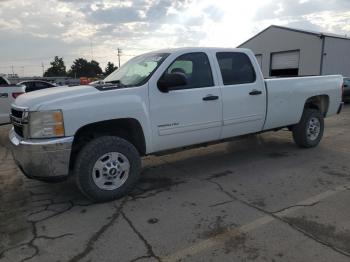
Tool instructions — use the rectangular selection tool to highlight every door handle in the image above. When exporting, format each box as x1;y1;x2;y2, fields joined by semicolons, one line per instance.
0;93;8;98
203;95;219;101
249;90;262;95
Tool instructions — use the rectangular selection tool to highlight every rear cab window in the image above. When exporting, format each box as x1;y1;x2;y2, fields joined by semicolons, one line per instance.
216;52;256;85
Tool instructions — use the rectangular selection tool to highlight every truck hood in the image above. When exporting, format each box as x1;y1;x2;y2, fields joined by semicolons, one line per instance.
13;85;97;110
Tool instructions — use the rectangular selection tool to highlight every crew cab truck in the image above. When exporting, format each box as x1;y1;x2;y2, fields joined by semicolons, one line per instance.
0;76;25;124
9;48;343;202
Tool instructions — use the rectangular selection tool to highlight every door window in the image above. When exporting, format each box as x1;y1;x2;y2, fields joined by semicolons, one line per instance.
35;82;50;90
216;52;256;85
162;52;214;89
24;82;36;92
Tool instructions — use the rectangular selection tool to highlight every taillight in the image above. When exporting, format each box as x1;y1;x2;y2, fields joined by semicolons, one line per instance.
12;92;24;99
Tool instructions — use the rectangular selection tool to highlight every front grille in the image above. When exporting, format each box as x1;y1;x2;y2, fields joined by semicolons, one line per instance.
10;107;27;138
11;108;23;119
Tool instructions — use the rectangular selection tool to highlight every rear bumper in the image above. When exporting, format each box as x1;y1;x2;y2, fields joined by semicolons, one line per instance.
9;128;73;179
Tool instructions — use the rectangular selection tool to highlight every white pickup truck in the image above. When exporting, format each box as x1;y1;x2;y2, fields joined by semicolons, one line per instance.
9;48;343;202
0;76;25;125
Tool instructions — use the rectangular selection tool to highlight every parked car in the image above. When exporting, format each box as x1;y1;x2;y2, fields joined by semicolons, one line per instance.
0;76;25;125
9;47;343;202
17;80;57;92
343;77;350;103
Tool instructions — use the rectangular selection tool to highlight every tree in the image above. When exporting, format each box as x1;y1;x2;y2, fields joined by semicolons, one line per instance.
68;58;103;78
104;62;118;76
44;56;66;77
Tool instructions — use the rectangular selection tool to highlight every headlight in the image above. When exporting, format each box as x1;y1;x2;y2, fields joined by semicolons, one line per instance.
29;110;65;138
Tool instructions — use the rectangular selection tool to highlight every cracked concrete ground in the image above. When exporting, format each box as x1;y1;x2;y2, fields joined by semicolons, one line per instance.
1;105;350;262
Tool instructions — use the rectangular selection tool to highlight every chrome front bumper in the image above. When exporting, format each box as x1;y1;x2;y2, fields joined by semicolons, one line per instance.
9;128;74;178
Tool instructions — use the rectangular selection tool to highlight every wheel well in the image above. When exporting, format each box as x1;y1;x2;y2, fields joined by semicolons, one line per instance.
69;118;146;170
304;95;329;116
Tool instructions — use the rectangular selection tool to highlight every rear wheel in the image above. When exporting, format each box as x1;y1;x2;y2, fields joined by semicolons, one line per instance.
292;109;324;148
74;136;141;202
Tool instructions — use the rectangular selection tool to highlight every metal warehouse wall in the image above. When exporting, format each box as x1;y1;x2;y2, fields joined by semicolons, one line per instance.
322;37;350;77
240;27;323;77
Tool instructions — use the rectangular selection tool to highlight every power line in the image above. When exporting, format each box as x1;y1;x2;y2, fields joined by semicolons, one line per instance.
0;50;148;63
90;40;94;60
0;51;146;75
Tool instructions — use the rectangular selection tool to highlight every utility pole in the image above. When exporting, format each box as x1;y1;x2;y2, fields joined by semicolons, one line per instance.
117;48;122;68
41;62;45;76
11;65;14;75
90;40;94;60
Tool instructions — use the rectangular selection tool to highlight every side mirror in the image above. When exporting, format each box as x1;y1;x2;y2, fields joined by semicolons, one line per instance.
158;73;187;92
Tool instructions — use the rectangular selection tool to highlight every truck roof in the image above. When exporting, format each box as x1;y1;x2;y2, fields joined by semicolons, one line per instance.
146;47;251;55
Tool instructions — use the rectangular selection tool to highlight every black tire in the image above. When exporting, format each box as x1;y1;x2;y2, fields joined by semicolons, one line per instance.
74;136;141;202
292;109;324;148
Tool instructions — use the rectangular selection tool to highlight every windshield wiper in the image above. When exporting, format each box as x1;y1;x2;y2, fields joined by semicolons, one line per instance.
105;80;126;87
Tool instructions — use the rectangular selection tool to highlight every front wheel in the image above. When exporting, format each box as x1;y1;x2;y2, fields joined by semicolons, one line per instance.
292;109;324;148
74;136;141;202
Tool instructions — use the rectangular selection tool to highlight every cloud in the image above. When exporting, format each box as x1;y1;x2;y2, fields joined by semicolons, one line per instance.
86;6;142;24
253;0;350;38
255;0;350;20
204;5;224;22
1;0;349;76
285;20;323;32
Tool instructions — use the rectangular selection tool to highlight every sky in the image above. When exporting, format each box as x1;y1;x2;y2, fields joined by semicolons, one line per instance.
1;0;350;76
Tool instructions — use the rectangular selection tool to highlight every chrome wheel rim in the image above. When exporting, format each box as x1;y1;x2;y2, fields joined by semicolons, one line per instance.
92;152;130;190
307;117;321;141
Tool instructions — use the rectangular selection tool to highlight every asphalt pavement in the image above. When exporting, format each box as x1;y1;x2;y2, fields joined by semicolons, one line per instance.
1;105;350;262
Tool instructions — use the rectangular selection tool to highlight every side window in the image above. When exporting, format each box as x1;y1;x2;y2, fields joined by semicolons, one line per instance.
168;60;193;75
216;52;256;85
25;82;35;92
164;52;214;89
35;82;47;89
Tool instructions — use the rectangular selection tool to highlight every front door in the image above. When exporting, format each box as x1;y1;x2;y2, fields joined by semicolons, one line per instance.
149;52;222;152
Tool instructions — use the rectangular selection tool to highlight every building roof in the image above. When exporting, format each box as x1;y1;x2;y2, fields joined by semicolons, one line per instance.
239;25;350;47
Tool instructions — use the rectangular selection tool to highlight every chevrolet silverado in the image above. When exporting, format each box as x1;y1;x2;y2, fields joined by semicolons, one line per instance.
9;48;344;202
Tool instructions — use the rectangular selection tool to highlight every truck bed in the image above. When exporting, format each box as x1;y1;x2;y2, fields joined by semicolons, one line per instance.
263;75;343;130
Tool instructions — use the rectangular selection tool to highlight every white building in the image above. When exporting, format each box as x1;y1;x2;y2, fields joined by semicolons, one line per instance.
239;25;350;78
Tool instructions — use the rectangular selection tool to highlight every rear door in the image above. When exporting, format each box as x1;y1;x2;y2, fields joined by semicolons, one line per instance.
149;52;222;152
215;51;266;139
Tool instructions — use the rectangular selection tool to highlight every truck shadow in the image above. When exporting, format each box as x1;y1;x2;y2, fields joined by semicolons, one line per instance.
0;131;313;206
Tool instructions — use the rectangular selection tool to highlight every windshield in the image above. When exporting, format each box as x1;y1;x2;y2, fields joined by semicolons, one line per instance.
104;53;169;87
